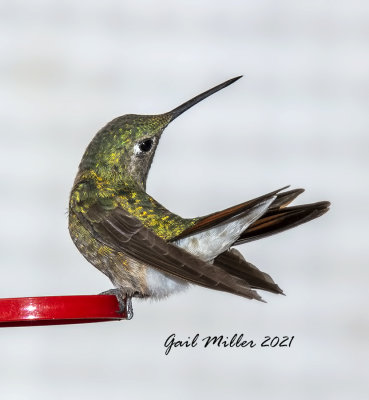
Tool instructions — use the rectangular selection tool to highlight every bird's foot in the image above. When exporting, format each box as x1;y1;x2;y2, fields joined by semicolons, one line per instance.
99;289;134;320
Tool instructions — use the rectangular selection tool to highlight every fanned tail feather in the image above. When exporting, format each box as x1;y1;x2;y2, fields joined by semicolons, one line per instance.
168;187;329;300
236;200;330;245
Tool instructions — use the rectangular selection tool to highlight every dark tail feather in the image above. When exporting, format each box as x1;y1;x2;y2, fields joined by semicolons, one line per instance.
269;188;305;210
172;186;289;241
235;201;330;245
214;248;284;296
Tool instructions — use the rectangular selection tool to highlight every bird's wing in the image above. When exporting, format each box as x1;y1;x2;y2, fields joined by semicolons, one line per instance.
236;200;330;244
73;200;267;301
213;248;283;295
171;186;289;241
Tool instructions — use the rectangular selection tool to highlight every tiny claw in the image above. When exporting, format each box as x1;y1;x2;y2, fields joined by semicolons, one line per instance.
125;297;134;320
99;289;134;320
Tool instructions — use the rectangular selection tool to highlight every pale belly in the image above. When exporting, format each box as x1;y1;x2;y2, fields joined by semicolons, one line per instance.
145;267;189;299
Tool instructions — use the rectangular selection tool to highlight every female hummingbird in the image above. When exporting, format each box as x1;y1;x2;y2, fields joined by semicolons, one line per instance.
68;76;330;318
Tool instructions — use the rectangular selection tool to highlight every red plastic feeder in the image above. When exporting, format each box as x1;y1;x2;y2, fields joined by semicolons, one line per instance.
0;295;128;327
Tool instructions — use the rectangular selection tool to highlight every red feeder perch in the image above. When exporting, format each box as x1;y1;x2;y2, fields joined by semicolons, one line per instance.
0;295;128;327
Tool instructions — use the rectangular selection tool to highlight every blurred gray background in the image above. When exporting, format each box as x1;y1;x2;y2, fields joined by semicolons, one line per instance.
0;1;368;399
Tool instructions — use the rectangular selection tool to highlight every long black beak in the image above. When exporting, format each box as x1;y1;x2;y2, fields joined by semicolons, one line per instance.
168;76;242;121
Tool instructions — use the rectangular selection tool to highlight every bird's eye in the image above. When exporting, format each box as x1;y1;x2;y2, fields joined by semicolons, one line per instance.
138;139;153;152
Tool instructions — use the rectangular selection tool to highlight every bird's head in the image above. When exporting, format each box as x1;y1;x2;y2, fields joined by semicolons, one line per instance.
78;76;242;190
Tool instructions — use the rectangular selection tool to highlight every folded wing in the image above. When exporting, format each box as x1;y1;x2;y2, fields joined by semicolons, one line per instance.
72;201;273;301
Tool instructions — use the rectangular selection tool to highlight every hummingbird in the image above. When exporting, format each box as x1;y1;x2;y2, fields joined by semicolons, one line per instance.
69;76;330;319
